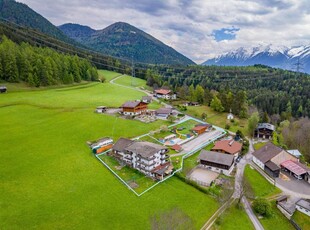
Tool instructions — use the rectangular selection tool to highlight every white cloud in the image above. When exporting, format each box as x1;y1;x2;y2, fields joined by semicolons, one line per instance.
17;0;310;63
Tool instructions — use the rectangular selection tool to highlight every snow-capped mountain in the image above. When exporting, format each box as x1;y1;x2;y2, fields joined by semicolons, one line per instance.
203;44;310;73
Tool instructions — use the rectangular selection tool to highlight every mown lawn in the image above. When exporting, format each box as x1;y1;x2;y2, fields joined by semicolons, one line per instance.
186;106;248;134
244;165;281;198
212;202;254;230
292;210;310;230
259;203;294;230
0;74;220;229
253;142;268;150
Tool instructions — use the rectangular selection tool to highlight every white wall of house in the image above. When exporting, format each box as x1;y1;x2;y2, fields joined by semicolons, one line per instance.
123;111;142;116
253;156;265;170
200;164;234;176
296;205;310;217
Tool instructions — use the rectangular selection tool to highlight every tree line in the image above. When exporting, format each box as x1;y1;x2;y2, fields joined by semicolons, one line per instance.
0;36;98;86
145;65;310;119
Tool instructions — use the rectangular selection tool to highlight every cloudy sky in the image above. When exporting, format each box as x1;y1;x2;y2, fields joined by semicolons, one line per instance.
18;0;310;63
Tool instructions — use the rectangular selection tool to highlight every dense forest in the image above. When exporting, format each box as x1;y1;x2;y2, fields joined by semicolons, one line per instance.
0;36;98;86
144;65;310;119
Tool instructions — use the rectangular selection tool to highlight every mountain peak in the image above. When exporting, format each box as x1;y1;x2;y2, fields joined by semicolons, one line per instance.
203;44;310;73
60;21;195;65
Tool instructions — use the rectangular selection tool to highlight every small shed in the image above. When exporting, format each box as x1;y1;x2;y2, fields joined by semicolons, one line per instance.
0;86;7;93
95;106;107;113
192;125;207;135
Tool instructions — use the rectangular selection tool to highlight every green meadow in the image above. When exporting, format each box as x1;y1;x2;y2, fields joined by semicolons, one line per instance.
0;70;219;229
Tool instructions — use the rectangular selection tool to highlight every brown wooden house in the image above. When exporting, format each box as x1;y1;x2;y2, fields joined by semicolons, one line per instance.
121;101;148;116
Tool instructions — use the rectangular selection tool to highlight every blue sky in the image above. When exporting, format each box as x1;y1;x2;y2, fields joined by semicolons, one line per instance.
18;0;310;63
213;28;240;42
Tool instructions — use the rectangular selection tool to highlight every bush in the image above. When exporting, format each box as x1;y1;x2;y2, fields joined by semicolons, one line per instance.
225;124;230;130
253;198;273;217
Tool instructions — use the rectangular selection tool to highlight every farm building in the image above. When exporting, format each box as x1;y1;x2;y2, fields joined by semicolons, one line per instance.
121;101;148;116
141;96;152;103
211;139;242;158
184;101;199;106
95;106;107;113
287;149;302;158
0;86;7;93
198;150;235;176
296;199;310;217
252;142;297;178
112;138;173;180
254;123;275;139
155;108;173;119
154;89;176;100
281;160;310;181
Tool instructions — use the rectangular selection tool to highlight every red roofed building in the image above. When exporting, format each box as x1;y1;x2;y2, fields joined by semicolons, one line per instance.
212;140;242;157
171;144;182;152
192;125;208;135
281;160;310;181
154;89;176;100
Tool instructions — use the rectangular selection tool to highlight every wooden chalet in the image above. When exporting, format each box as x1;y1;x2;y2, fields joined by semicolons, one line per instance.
121;101;148;116
254;123;275;139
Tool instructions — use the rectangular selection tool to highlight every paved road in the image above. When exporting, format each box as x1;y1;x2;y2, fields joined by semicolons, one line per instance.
243;197;264;230
233;139;265;230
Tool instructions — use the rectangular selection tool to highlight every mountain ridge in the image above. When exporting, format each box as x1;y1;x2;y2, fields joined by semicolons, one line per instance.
203;44;310;73
59;22;195;65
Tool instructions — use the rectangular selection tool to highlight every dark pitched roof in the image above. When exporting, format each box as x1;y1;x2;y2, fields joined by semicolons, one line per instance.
265;161;280;171
155;108;172;114
296;199;310;211
142;96;152;100
121;101;141;108
252;142;283;164
199;150;234;167
257;123;275;131
125;142;167;159
112;138;134;152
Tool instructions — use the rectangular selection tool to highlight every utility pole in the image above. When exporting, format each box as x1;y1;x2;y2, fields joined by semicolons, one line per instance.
294;57;303;74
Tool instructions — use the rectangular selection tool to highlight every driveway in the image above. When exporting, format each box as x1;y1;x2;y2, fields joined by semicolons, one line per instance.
170;130;224;157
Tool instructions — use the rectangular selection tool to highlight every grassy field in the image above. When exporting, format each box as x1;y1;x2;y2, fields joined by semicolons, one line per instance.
212;202;254;230
113;75;147;88
98;69;121;81
292;210;310;230
244;165;281;198
253;142;268;150
185;106;248;134
259;203;294;230
0;72;220;229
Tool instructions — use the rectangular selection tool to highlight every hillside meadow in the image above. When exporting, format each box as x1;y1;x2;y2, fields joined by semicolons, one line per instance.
0;70;219;229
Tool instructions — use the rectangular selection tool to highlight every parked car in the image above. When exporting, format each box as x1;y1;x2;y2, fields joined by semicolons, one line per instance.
235;156;242;163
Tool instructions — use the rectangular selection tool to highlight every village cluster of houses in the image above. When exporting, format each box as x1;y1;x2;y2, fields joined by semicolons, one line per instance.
252;142;310;184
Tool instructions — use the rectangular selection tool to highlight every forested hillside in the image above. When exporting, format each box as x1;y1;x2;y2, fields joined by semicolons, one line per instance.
59;22;195;65
144;65;310;119
0;0;79;46
0;36;98;86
